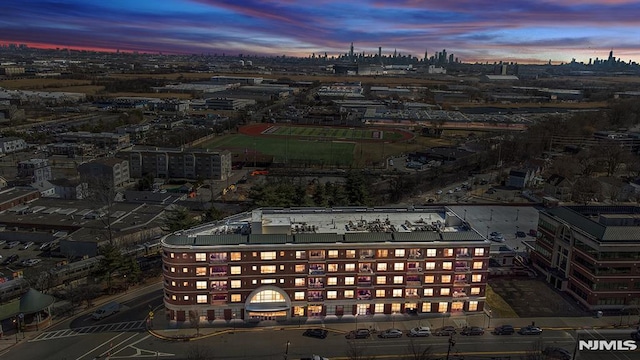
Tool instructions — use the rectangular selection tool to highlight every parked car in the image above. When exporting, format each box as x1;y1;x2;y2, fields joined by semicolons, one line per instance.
490;231;500;237
516;231;527;238
6;241;20;249
518;326;543;335
408;326;431;337
542;347;571;360
4;254;19;264
492;325;515;335
461;326;485;336
303;328;328;339
22;241;35;250
345;329;370;339
21;258;41;267
378;328;403;338
490;234;505;242
433;326;457;336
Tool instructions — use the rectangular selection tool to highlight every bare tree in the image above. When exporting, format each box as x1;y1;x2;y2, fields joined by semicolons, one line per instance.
189;310;201;336
404;338;436;360
186;344;215;360
345;341;375;360
595;140;629;176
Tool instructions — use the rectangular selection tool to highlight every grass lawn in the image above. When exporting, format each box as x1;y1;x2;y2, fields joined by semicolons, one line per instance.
201;134;356;165
485;284;519;318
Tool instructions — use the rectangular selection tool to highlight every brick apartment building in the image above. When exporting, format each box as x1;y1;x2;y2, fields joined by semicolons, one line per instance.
162;207;490;325
531;205;640;311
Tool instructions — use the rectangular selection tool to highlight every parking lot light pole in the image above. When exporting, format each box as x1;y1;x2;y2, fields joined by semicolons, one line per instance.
284;340;290;360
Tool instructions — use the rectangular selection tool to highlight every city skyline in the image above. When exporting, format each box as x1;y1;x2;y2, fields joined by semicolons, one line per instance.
2;1;640;64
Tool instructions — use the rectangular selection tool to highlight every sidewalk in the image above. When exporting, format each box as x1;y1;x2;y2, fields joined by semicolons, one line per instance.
146;306;639;342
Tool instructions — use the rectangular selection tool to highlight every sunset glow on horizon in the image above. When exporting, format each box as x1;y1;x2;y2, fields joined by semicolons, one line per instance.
2;0;640;64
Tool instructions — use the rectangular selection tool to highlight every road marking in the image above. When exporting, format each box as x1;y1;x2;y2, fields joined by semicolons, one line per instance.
97;332;140;358
29;320;145;342
75;332;126;360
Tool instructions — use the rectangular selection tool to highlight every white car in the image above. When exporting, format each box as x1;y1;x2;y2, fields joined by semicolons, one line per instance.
22;241;35;250
22;258;41;267
435;190;443;195
408;326;431;337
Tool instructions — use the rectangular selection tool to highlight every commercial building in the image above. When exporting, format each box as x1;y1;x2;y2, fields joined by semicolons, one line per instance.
162;207;490;325
118;147;231;181
17;159;52;185
77;157;130;189
0;137;27;154
57;132;130;150
531;205;640;311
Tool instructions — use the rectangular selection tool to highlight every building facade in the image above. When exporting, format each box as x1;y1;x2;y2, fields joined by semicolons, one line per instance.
0;137;27;154
119;147;232;181
531;206;640;311
77;158;130;189
17;159;52;184
162;207;490;325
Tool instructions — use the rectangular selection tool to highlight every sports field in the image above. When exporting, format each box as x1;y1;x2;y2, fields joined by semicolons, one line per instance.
263;125;403;141
201;134;357;166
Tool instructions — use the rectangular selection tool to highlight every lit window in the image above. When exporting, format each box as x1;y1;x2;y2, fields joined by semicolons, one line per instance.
261;279;276;284
375;289;386;297
442;262;452;270
344;290;354;299
394;263;404;271
261;265;276;274
376;249;388;257
444;248;454;257
183;295;189;301
346;250;356;258
391;303;401;312
425;262;436;270
230;252;241;261
309;250;325;259
295;264;306;273
197;295;207;304
345;277;355;285
230;280;241;288
261;251;277;260
393;276;404;284
327;264;338;272
376;276;386;284
375;303;384;313
252;252;257;257
472;274;483;282
424;275;434;283
195;267;207;276
196;281;207;290
252;266;257;271
295;251;306;259
392;289;403;297
295;278;306;287
280;265;285;271
406;289;418;297
345;263;356;271
327;291;337;299
377;263;387;271
470;287;481;295
195;253;207;262
474;248;484;256
183;281;189;287
441;288;450;296
170;267;176;273
438;302;448;312
170;253;175;258
171;295;177;300
473;261;483;270
182;268;189;273
252;280;257;285
249;290;286;303
230;266;241;275
468;301;478;311
424;288;434;296
422;302;431;312
231;294;241;302
426;249;437;257
170;281;176;286
327;277;337;286
280;279;284;284
441;275;451;283
295;292;305;300
328;250;339;258
395;249;405;257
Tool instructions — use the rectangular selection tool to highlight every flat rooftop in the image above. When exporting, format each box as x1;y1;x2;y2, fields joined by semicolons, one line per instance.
164;207;489;247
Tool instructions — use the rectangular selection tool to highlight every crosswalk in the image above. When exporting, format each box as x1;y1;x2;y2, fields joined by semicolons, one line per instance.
30;320;145;342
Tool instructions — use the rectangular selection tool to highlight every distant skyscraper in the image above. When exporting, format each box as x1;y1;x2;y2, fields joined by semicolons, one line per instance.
424;49;428;62
350;43;354;60
378;47;382;58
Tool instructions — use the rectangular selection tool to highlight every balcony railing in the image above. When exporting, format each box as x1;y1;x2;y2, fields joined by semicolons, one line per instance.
406;280;422;287
210;286;228;292
405;293;420;299
456;253;471;259
210;271;228;277
308;282;325;289
309;269;325;275
454;266;470;272
358;268;374;274
453;291;468;298
407;267;423;273
307;296;324;301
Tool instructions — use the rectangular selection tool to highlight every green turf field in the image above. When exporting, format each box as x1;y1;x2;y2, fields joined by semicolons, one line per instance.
267;126;403;141
200;134;356;165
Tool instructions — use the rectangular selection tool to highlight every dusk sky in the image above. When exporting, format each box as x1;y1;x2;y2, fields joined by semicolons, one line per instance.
2;0;640;64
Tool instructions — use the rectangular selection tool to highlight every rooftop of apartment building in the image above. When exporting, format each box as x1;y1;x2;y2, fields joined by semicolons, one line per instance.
164;206;488;247
544;205;640;242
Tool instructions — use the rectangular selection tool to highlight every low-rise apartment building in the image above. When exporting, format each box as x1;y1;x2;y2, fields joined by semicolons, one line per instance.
162;207;490;325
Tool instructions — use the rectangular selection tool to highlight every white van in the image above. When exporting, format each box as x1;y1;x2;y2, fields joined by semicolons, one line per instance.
91;302;120;320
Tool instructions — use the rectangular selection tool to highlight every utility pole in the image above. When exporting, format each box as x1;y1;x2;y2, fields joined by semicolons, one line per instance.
446;334;456;360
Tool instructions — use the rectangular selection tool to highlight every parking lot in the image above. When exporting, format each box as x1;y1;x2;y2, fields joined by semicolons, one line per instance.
0;240;61;279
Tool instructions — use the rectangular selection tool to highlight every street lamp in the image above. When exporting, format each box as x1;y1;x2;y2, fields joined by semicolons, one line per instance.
355;313;358;330
485;309;492;329
445;334;456;360
490;209;493;221
392;311;397;328
284;340;290;360
232;312;236;333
